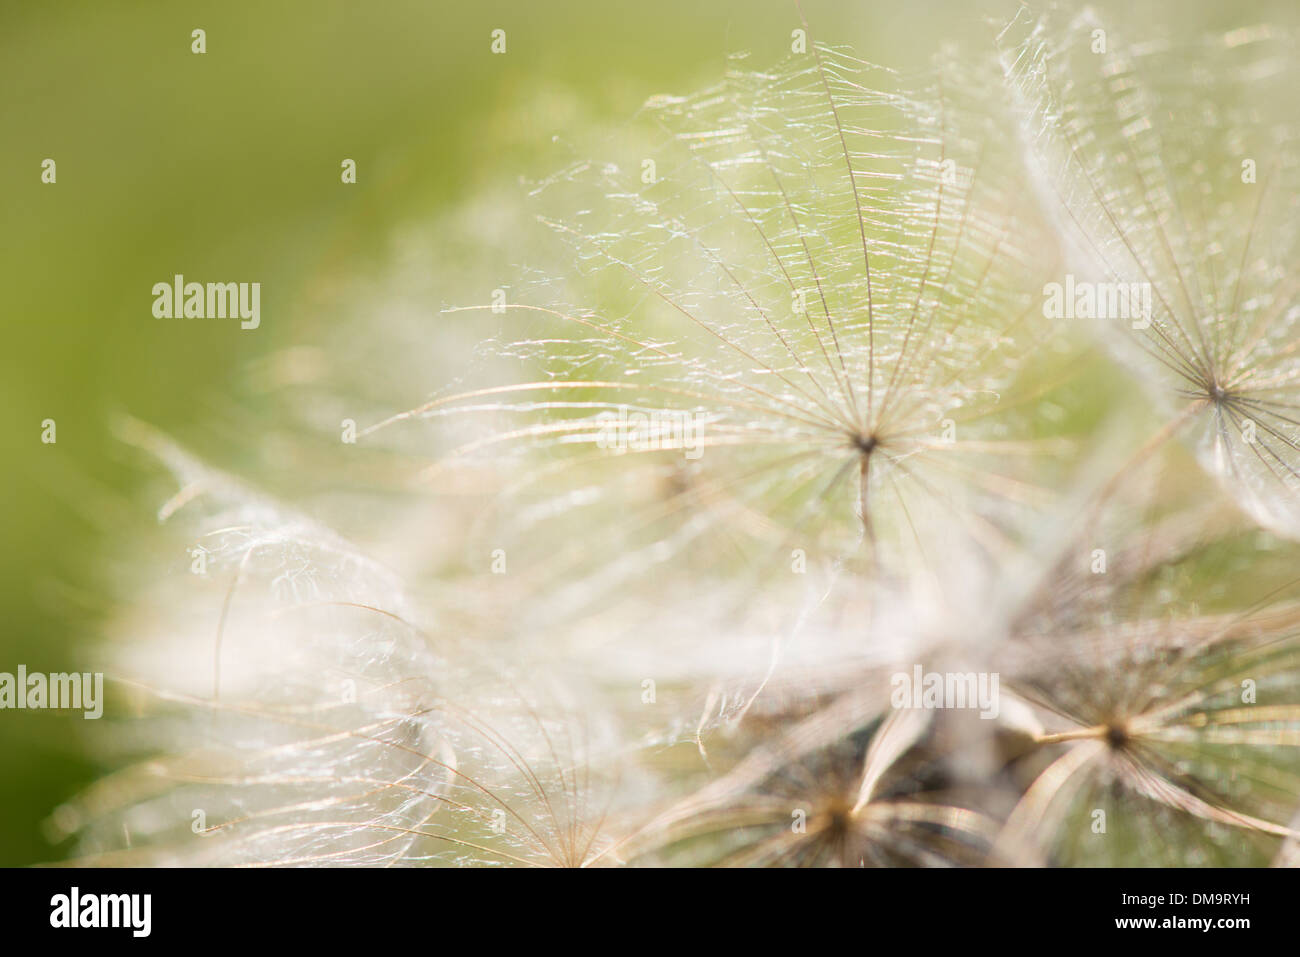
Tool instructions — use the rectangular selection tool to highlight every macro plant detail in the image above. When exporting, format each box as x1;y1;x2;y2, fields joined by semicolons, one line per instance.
1000;8;1300;539
382;40;1072;582
14;2;1299;875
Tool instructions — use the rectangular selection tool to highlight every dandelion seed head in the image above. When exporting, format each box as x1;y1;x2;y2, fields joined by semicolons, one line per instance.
64;12;1300;871
1001;7;1300;538
381;39;1078;593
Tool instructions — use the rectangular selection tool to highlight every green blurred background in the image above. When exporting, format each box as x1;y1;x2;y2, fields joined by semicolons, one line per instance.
0;0;1282;866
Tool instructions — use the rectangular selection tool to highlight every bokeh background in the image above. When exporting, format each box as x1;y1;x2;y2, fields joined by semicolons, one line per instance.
1;0;1287;866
